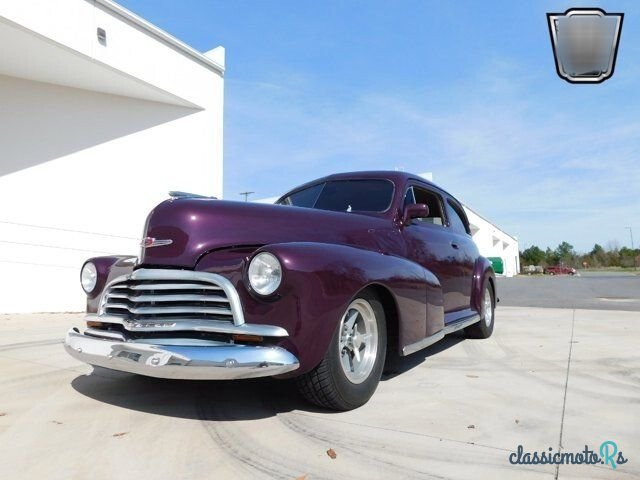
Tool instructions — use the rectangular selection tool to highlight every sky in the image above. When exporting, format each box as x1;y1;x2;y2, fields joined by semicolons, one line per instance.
120;0;640;253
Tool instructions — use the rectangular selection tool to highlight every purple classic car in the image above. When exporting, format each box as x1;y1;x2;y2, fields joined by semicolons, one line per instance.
65;171;496;410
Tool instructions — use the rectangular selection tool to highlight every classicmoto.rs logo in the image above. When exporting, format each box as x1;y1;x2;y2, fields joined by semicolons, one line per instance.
509;441;628;469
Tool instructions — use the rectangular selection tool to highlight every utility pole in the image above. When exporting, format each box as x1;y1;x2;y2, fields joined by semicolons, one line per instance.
626;227;636;270
239;191;254;202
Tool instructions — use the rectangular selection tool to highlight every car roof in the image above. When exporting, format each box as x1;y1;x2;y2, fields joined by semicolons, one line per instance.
281;170;458;202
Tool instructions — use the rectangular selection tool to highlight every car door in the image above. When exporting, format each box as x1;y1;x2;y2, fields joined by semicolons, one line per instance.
401;183;464;314
443;197;477;315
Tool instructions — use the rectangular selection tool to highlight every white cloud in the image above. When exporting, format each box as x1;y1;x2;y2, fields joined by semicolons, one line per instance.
223;64;640;252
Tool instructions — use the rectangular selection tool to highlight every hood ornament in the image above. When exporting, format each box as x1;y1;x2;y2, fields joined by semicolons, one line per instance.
169;191;217;200
141;237;173;248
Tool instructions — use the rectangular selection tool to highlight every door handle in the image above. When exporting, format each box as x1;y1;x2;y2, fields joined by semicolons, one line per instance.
450;241;460;250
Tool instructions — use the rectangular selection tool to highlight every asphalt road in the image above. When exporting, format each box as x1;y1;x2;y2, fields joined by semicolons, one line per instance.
1;308;639;480
496;272;640;311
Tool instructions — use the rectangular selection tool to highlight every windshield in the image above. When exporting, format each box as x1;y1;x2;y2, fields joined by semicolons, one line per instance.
278;179;394;213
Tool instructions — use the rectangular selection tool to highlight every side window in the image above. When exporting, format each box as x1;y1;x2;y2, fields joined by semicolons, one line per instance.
410;187;445;226
279;183;324;207
403;187;416;207
446;199;471;235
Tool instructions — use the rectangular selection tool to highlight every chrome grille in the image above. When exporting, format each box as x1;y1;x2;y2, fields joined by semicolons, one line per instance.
99;269;244;326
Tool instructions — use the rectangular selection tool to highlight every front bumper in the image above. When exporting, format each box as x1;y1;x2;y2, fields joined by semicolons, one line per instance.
64;328;300;380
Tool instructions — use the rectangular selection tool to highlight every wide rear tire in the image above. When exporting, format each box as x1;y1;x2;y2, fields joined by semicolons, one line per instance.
465;283;495;339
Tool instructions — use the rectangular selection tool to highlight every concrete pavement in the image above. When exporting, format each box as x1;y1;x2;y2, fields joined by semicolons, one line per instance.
497;273;640;311
0;307;638;480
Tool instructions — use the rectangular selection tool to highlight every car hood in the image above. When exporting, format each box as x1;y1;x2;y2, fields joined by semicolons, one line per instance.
140;198;391;267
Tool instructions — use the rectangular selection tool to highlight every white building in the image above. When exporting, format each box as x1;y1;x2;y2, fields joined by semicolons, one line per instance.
0;0;225;313
464;206;519;277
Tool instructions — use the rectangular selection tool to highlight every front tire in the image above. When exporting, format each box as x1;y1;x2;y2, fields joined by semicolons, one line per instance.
296;291;387;410
465;283;495;339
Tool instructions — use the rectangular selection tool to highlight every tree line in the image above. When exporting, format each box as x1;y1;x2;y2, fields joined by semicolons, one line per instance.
520;242;640;268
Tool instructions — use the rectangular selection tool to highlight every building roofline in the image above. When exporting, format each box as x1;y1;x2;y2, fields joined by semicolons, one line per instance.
463;204;518;243
95;0;225;75
0;14;204;108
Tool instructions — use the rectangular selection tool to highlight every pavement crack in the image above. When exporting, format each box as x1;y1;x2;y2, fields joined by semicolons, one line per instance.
555;309;576;480
0;352;88;378
0;339;62;352
288;411;513;453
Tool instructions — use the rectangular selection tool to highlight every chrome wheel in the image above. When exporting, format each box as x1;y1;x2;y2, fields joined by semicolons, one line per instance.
338;298;379;384
483;288;493;327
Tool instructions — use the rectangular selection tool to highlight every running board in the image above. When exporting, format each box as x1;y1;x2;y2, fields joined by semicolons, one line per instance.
402;331;445;356
443;313;481;334
401;314;481;356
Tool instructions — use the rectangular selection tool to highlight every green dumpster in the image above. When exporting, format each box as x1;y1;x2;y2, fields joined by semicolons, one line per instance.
488;257;504;275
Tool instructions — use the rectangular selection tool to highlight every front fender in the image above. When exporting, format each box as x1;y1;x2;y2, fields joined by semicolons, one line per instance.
84;256;137;312
257;242;443;374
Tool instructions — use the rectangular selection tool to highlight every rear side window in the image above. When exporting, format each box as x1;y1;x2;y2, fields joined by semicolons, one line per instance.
445;199;471;235
408;187;445;226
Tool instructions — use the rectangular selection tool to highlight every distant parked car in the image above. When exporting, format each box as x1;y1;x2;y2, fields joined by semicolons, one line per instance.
522;265;544;275
544;265;576;275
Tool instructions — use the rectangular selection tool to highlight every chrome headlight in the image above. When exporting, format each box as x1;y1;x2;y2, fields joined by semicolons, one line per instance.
248;252;282;296
80;262;98;293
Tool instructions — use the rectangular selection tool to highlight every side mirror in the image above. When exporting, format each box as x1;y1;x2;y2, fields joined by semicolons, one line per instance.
403;203;429;226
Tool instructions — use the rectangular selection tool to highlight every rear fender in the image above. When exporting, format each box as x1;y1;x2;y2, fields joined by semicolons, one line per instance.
472;256;496;314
